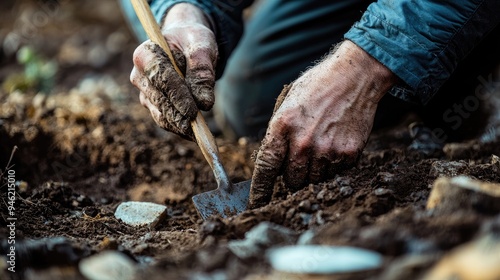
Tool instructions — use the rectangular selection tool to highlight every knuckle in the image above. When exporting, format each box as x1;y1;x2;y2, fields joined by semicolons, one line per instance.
186;46;217;68
314;141;333;158
132;44;147;68
272;113;291;133
342;141;362;157
294;138;312;154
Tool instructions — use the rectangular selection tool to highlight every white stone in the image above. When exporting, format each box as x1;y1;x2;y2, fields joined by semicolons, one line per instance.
79;251;136;280
267;245;382;274
115;201;167;228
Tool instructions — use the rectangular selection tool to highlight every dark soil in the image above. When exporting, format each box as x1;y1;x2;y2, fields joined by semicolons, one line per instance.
1;1;500;280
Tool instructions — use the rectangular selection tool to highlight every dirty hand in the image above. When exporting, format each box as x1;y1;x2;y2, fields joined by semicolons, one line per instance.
130;3;217;140
249;40;397;208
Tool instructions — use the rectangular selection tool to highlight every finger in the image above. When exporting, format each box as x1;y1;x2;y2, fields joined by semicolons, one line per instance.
249;130;288;209
282;139;310;191
134;41;197;120
133;67;194;139
185;47;216;111
308;155;328;184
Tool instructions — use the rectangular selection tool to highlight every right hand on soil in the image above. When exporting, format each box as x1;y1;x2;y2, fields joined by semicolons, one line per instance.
130;3;217;141
248;40;397;209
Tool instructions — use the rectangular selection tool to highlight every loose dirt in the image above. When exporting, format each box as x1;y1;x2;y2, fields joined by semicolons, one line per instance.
1;1;500;279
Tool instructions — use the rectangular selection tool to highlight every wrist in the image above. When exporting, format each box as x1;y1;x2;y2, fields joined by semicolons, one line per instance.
331;40;396;103
163;3;213;31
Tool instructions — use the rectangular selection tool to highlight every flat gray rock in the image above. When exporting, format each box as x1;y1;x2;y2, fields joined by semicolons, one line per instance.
267;245;383;274
115;201;167;228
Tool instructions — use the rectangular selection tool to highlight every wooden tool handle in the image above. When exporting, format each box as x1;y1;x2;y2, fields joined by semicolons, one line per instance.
131;0;229;184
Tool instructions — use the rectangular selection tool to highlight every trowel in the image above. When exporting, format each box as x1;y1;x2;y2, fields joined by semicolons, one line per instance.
131;0;251;220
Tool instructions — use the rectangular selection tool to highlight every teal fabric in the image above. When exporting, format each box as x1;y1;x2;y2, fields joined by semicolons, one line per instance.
345;0;500;105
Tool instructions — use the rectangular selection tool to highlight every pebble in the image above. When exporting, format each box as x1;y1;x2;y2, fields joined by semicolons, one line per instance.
429;160;469;178
267;245;383;274
79;251;136;280
316;189;327;200
227;222;298;259
335;176;351;187
300;213;312;226
427;176;500;214
297;230;316;245
339;186;353;197
374;188;393;197
298;200;311;212
376;172;395;184
423;234;500;280
114;201;168;228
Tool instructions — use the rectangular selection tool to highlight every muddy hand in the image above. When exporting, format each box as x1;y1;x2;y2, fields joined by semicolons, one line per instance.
130;3;217;141
249;40;397;208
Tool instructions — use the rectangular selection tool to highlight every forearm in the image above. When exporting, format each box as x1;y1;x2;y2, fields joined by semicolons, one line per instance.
345;0;500;105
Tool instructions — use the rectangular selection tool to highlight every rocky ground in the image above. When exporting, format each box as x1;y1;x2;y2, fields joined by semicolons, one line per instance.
1;1;500;280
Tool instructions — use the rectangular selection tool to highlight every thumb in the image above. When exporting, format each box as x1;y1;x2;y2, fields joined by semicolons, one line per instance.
185;48;217;111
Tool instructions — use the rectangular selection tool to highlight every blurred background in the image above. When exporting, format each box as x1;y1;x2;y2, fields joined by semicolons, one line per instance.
0;0;137;98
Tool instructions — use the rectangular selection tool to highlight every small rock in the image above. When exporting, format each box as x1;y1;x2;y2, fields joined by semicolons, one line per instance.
300;213;312;225
285;208;295;220
314;210;325;225
429;160;469;178
374;188;393;197
79;251;136;280
228;222;298;259
267;245;383;274
311;204;320;211
297;230;316;245
340;186;353;197
199;217;227;240
423;234;500;280
336;176;351;187
298;200;311;212
427;176;500;214
114;201;167;228
316;189;326;200
376;172;395;184
491;154;500;167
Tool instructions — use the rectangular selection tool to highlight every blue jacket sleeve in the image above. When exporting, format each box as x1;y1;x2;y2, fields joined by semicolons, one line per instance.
149;0;254;78
345;0;500;105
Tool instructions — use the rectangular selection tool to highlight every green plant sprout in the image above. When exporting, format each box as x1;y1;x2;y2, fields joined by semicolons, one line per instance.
2;46;58;94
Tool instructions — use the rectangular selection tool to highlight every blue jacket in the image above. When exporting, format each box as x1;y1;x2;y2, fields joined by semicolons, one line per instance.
151;0;500;105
